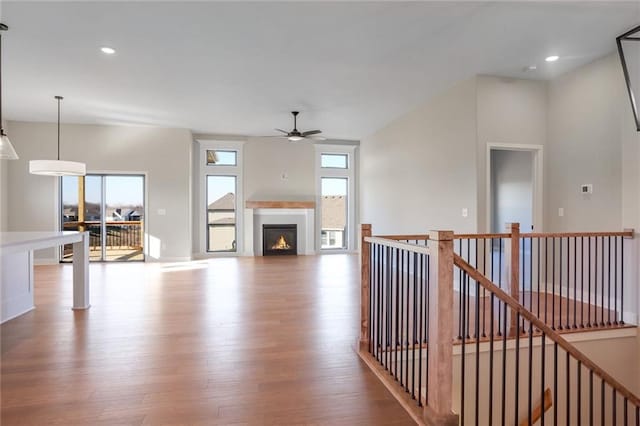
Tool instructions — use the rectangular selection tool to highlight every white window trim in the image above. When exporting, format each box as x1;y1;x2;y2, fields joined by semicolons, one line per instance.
197;139;245;257
314;144;357;253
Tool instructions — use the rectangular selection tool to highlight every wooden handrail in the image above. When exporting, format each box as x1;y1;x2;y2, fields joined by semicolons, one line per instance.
454;253;640;407
364;236;431;255
377;230;634;241
519;388;552;426
520;231;633;238
377;234;430;241
453;233;511;239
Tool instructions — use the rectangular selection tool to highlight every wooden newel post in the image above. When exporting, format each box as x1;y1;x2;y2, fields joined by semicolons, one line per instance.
425;230;458;426
360;224;372;351
505;222;520;336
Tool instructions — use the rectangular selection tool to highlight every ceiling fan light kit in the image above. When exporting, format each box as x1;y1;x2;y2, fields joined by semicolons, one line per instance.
274;111;325;142
29;96;86;176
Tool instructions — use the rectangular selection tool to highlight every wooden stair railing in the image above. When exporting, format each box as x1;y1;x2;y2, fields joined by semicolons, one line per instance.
359;224;638;426
455;253;640;424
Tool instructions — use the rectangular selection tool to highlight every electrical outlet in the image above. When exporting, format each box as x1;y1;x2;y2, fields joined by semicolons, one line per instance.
461;208;468;218
581;184;593;194
558;207;564;217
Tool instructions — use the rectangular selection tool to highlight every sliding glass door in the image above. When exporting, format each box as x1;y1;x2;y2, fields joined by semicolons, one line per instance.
61;174;145;262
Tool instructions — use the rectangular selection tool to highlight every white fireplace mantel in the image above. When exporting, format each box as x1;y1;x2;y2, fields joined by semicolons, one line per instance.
243;202;315;256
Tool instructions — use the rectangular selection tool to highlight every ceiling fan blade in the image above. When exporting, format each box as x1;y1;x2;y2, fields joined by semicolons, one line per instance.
309;135;326;141
274;128;289;134
301;130;322;136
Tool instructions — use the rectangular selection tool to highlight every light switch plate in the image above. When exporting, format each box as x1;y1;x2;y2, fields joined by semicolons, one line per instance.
157;208;166;216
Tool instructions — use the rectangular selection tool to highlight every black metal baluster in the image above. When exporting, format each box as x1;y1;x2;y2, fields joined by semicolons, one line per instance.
399;249;404;387
552;238;556;330
612;389;617;425
466;239;471;339
405;248;410;391
573;236;577;328
623;398;628;425
483;239;487;338
395;247;400;379
514;312;520;426
458;240;463;340
538;237;541;320
377;244;382;361
371;244;375;357
601;237;605;327
528;319;533;426
529;237;533;316
418;252;423;406
425;251;430;404
614;236;618;325
601;378;605;426
385;246;390;370
590;370;594;426
498;239;503;337
489;293;495;426
566;351;570;426
621;236;625;325
607;236;612;326
577;361;582;426
461;270;466;426
541;332;546;426
501;302;507;426
589;237;593;328
475;274;480;426
581;237;585;328
412;252;417;400
369;244;373;354
545;237;549;326
553;342;558;426
559;238;563;330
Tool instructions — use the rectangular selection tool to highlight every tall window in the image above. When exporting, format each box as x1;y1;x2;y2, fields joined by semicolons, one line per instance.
207;175;237;252
321;177;348;249
316;145;357;252
199;140;244;256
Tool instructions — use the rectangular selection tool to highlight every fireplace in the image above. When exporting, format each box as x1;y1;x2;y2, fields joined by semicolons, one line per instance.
262;224;297;256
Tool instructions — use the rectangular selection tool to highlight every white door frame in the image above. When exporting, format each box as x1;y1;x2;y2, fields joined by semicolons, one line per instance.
486;143;543;233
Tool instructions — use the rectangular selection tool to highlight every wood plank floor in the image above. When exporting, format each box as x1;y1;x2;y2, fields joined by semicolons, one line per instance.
1;255;415;426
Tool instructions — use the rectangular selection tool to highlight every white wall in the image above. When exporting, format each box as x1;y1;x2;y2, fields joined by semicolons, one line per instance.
476;75;548;232
6;121;193;261
244;137;315;201
490;149;533;233
360;78;478;235
546;55;623;232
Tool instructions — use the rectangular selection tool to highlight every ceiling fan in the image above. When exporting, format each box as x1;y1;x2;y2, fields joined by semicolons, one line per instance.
274;111;324;142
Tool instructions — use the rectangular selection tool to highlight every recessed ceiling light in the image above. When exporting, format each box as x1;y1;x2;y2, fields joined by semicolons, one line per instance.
545;55;559;62
100;46;116;55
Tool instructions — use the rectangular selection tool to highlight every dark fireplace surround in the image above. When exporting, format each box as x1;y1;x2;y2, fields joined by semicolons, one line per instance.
262;224;297;256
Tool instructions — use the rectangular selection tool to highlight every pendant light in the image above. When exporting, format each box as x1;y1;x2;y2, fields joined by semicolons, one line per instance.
0;23;18;160
29;96;86;176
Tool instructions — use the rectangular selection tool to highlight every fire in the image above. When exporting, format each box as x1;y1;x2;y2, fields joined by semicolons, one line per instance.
271;235;291;250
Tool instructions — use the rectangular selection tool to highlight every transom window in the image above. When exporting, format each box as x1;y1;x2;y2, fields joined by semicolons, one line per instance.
207;150;237;166
321;153;348;169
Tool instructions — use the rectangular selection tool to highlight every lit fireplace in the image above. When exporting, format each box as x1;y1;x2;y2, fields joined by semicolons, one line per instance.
263;224;297;256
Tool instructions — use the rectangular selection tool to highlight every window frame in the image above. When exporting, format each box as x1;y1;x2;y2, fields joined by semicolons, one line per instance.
320;153;348;169
314;144;357;253
197;139;244;257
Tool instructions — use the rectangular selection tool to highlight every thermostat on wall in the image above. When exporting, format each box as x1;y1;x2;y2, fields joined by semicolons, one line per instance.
581;184;593;194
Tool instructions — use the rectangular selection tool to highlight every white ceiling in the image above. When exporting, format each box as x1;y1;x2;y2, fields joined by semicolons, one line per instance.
2;1;639;140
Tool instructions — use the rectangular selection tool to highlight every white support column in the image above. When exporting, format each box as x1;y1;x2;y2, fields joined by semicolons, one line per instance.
72;231;90;310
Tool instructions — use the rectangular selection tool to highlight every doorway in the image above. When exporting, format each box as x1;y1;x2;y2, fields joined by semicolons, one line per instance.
487;144;543;233
61;174;145;262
